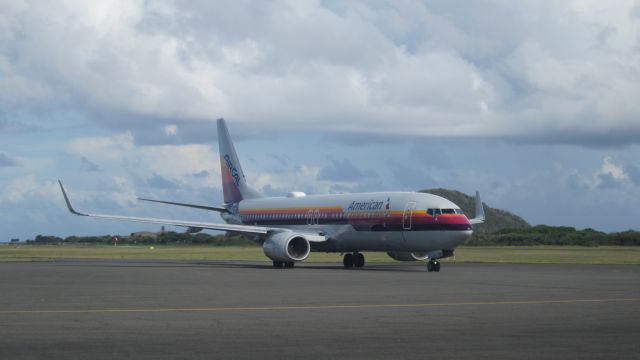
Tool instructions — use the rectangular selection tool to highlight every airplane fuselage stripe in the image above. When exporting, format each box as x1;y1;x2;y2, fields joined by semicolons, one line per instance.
237;208;471;231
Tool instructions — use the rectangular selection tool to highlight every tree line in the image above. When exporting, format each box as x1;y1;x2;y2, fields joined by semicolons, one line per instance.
466;225;640;246
23;225;640;246
27;232;256;246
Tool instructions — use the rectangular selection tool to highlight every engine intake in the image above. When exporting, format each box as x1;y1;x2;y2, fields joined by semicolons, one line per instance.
263;232;311;262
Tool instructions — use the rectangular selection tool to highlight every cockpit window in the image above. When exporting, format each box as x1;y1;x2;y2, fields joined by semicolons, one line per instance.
441;209;456;214
454;208;464;214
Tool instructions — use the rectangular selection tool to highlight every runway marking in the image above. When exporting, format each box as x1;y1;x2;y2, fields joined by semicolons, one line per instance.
1;298;639;315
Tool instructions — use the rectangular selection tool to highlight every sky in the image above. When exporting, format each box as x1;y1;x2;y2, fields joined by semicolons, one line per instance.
1;0;640;240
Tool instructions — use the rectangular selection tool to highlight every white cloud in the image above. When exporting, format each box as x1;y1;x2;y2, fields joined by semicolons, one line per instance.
68;132;135;162
1;1;638;145
163;124;177;136
1;176;59;203
67;132;220;183
565;156;632;190
594;156;629;185
137;144;219;179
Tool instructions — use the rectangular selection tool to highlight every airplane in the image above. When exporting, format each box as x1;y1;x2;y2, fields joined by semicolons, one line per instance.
59;118;485;271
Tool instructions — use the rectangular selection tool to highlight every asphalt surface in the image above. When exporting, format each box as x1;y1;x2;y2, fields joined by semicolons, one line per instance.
0;259;638;360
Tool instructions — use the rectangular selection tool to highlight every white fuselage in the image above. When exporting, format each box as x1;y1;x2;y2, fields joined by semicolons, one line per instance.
222;192;473;253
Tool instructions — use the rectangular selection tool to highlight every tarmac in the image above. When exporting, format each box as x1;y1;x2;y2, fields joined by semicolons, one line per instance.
0;259;638;359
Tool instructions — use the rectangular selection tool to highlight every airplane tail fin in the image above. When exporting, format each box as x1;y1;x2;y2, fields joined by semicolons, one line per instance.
217;118;262;203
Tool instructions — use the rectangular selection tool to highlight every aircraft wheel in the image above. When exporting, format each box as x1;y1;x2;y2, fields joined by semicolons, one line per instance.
427;261;433;272
273;261;284;268
285;262;295;268
354;253;365;268
434;261;441;272
343;253;354;268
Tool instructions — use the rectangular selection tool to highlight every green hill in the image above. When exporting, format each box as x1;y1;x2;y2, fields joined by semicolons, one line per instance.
419;188;530;233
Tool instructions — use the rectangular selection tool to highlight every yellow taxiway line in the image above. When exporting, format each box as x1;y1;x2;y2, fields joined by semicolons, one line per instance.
1;298;639;315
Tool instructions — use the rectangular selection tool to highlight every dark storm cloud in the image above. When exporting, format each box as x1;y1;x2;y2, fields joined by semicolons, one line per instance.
626;165;640;187
318;157;378;182
596;173;621;189
0;153;20;167
0;117;40;134
146;173;179;189
191;170;210;178
386;160;435;191
80;156;101;172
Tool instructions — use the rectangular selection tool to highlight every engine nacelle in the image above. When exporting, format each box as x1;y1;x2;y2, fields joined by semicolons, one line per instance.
386;252;430;262
263;232;311;262
387;250;455;261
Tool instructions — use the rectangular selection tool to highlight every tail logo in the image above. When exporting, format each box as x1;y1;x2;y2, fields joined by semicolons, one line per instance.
223;154;241;186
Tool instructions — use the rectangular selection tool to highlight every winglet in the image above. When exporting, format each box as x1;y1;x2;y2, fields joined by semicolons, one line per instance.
58;180;88;216
469;190;485;225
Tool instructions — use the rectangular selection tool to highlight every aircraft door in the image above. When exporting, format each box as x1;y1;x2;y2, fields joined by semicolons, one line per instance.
402;202;416;230
306;209;319;225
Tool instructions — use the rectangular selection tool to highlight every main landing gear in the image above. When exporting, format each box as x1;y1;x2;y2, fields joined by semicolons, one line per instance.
343;252;365;268
427;259;441;272
273;261;295;268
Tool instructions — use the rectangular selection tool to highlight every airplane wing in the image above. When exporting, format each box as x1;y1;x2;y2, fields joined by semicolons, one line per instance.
137;197;229;213
58;181;326;241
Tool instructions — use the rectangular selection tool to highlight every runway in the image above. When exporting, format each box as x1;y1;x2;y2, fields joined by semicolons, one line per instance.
1;260;638;359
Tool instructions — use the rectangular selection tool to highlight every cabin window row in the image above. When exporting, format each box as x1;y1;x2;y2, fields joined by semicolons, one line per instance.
241;211;391;221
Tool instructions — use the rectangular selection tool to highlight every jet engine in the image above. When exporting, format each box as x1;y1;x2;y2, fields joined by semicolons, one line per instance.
386;251;430;262
263;231;311;262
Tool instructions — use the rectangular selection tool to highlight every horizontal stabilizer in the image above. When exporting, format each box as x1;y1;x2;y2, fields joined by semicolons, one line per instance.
138;198;228;213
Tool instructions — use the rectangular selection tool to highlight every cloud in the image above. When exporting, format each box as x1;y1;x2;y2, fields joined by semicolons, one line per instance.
146;173;178;189
566;156;633;190
1;176;59;203
595;156;628;189
627;164;640;187
0;152;19;167
0;1;638;147
80;156;101;172
68;132;135;162
386;160;434;191
317;157;378;182
163;124;177;136
0;117;40;134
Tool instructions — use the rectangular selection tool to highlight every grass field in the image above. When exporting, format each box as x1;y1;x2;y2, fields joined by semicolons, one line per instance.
0;245;638;264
